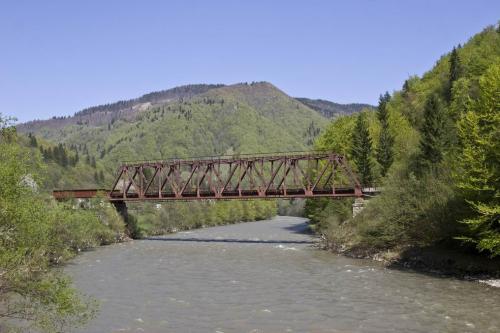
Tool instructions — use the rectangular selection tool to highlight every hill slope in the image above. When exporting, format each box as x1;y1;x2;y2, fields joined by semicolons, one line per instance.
18;84;224;132
296;98;373;118
19;82;329;189
308;24;500;262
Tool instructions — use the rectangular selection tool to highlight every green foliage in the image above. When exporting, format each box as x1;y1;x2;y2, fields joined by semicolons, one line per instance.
124;212;143;239
376;92;394;176
309;25;500;259
350;165;460;250
447;46;463;101
351;112;374;184
0;116;125;331
418;94;447;168
133;200;277;236
454;63;500;256
315;115;356;157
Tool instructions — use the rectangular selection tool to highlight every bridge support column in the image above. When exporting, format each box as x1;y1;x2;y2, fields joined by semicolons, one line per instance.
112;201;128;222
352;198;365;217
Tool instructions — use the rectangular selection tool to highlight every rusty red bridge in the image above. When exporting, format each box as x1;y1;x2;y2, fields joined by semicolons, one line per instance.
54;151;366;204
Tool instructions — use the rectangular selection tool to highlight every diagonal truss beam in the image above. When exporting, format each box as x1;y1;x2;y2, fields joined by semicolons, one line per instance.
107;151;363;201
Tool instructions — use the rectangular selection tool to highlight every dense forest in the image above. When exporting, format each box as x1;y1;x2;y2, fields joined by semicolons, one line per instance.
306;25;500;264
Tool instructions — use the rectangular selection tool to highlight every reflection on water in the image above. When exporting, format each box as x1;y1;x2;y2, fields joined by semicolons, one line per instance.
67;216;500;333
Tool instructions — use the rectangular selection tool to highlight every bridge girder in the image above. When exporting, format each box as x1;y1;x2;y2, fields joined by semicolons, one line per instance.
107;151;362;201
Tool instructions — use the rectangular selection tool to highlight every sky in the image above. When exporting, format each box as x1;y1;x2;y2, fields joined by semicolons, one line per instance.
1;1;499;123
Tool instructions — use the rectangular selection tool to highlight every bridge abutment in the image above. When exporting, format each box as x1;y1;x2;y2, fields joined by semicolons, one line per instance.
352;198;365;217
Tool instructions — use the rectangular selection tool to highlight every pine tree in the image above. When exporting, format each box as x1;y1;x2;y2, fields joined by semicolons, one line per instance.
376;92;394;176
91;156;96;168
60;145;69;167
447;47;462;101
28;133;38;147
351;113;373;185
418;94;446;168
99;170;105;183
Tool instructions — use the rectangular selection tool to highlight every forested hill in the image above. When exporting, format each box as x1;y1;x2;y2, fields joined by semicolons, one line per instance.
307;24;500;262
18;82;350;189
18;84;225;131
296;98;374;118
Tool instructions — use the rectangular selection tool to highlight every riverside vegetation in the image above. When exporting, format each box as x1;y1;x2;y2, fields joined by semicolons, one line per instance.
306;24;500;272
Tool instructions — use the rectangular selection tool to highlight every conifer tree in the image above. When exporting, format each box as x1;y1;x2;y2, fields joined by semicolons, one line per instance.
376;92;394;176
351;112;373;185
418;94;446;167
28;133;38;147
447;47;462;101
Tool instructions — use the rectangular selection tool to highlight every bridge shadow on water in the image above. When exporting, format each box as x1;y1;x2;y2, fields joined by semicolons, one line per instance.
145;237;314;245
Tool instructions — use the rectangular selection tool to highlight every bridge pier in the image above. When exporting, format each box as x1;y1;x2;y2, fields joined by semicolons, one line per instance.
352;198;365;217
112;201;128;221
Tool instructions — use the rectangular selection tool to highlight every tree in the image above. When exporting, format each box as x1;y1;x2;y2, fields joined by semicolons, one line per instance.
418;94;446;168
376;92;394;176
60;145;69;167
0;116;96;332
455;64;500;257
447;47;462;101
402;80;410;97
351;112;373;185
28;132;38;147
74;150;79;165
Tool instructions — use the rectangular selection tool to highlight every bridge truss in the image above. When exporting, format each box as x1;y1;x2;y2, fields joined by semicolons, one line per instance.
106;151;362;201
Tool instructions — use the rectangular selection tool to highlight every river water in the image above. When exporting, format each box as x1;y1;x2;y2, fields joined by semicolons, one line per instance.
67;216;500;333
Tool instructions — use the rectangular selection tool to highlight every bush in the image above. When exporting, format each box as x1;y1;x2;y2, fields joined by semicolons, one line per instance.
348;163;461;251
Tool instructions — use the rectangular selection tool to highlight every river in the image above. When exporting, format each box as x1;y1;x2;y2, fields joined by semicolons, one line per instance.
67;216;500;333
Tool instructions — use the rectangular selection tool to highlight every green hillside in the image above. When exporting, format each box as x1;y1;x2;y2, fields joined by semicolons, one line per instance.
307;24;500;265
19;82;328;190
296;97;373;118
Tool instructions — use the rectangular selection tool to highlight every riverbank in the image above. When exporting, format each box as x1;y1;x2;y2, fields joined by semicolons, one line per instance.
318;235;500;283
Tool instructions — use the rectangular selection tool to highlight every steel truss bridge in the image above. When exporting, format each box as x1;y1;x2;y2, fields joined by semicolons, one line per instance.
53;151;365;202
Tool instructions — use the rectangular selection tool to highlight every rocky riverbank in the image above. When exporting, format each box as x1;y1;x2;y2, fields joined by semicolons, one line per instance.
318;236;500;284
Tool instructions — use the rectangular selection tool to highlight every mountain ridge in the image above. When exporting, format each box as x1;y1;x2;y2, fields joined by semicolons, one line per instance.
17;82;369;132
296;97;374;118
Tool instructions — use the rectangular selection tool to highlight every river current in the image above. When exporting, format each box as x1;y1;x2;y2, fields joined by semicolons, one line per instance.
67;216;500;333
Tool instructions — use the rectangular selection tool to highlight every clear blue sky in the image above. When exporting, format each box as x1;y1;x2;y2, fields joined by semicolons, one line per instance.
1;1;498;123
